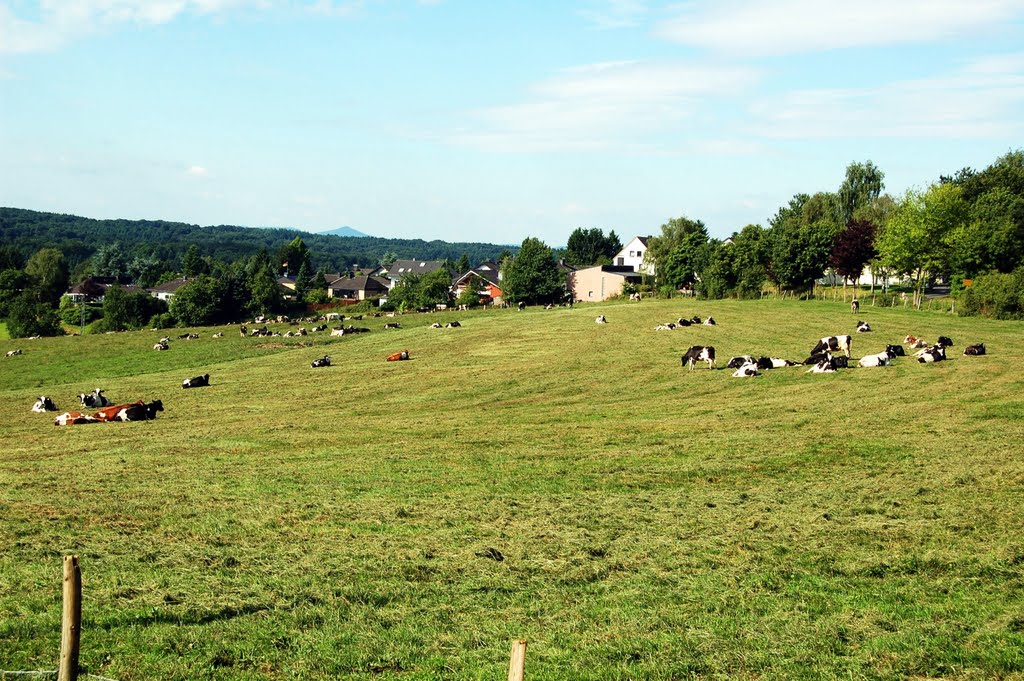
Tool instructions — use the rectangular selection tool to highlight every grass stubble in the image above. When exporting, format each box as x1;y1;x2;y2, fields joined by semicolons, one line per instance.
1;299;1023;679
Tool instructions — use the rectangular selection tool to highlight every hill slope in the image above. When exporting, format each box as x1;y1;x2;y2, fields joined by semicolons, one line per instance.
0;207;511;271
318;225;369;238
1;298;1022;679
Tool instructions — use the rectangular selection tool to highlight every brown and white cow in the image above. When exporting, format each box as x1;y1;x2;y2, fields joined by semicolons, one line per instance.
386;350;410;362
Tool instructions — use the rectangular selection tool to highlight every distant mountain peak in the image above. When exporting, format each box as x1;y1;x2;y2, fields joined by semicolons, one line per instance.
320;225;368;238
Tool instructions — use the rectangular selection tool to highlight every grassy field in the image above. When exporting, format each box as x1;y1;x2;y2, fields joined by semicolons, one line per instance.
1;299;1023;680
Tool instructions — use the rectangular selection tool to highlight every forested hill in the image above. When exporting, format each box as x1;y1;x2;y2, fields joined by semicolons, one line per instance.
0;207;514;272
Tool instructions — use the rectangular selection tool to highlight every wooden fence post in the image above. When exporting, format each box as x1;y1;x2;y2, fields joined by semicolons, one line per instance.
58;555;81;681
508;640;527;681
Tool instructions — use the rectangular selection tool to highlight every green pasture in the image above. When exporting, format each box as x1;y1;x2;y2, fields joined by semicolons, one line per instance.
1;299;1022;680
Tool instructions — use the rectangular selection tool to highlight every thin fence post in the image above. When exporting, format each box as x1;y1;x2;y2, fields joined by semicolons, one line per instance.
58;555;81;681
508;640;527;681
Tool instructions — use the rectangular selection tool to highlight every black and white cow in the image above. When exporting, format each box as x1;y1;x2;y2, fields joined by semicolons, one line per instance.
32;396;57;412
517;302;526;311
917;346;946;363
757;357;798;369
6;349;22;357
655;323;676;331
595;315;607;324
384;322;402;329
857;349;896;368
446;321;462;328
675;318;692;327
806;357;843;373
153;341;169;351
856;320;871;333
963;343;986;356
79;389;110;409
727;355;755;370
681;345;716;370
182;373;210;389
431;322;443;329
936;336;954;348
810;335;852;358
704;317;716;326
311;355;331;368
690;315;702;324
117;399;164;421
732;363;759;378
886;344;906;357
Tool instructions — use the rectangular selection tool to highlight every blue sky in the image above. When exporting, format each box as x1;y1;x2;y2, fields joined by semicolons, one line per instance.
1;1;1023;246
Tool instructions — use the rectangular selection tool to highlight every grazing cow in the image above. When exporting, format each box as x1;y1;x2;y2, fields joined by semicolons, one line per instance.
851;299;859;313
963;343;986;356
182;373;210;389
704;317;716;326
810;335;852;358
655;323;676;331
54;411;100;426
856;321;871;333
918;346;946;364
384;322;402;329
595;315;607;324
732;363;760;378
431;322;442;329
675;318;692;327
727;355;755;370
886;344;906;357
79;389;110;409
681;345;716;370
6;349;22;357
116;400;163;421
239;325;248;336
517;302;525;311
446;321;461;328
154;341;169;351
311;355;331;368
386;350;410;362
936;336;953;348
32;396;57;413
858;349;896;368
629;292;642;302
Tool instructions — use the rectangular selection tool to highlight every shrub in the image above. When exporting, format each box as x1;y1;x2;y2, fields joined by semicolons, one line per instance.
148;312;176;329
958;268;1024;319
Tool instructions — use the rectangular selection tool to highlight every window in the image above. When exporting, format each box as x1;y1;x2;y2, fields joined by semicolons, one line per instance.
588;291;594;298
629;250;635;257
637;250;643;258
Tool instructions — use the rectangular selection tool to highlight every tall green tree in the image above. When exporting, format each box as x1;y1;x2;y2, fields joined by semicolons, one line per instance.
247;265;283;317
838;161;885;224
767;193;842;294
182;244;208;277
503;237;565;305
565;228;621;267
7;292;63;338
0;269;29;318
876;183;968;308
170;275;227;326
24;248;68;305
277;237;312;277
645;216;708;287
730;225;770;297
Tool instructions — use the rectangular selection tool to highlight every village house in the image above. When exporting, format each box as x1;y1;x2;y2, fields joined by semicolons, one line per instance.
451;261;503;305
570;266;644;302
147;277;192;301
611;236;654;275
325;274;390;301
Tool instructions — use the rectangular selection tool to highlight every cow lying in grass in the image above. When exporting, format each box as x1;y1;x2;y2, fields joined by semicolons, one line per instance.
32;396;57;412
79;389;110;408
858;349;897;367
810;335;852;358
92;400;164;422
964;343;986;356
387;350;410;362
311;355;331;368
182;374;210;389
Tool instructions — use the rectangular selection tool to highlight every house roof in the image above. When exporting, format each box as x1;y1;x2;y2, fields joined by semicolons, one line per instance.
454;267;500;288
385;260;446;280
148;277;192;294
68;279;107;296
328;275;390;293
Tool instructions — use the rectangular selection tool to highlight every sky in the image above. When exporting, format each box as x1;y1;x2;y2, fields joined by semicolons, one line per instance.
1;1;1023;246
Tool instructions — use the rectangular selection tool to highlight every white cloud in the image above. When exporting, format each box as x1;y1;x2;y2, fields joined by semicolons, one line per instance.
748;53;1024;138
186;165;209;176
578;0;647;30
0;0;266;54
657;0;1024;56
450;60;758;152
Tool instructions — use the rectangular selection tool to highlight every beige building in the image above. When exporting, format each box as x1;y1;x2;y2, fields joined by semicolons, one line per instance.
570;266;644;302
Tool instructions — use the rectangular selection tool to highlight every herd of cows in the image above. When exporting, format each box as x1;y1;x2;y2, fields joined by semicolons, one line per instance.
14;304;992;426
646;313;987;377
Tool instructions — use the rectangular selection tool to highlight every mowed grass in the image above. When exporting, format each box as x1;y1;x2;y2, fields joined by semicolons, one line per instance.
1;299;1023;680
